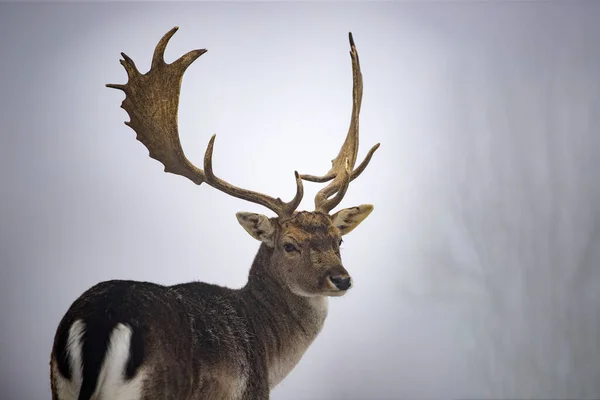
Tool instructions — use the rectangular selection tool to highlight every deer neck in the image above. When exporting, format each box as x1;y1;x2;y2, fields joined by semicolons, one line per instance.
242;243;329;388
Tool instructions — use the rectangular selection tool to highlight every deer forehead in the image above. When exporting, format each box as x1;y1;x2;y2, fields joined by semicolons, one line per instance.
280;213;340;244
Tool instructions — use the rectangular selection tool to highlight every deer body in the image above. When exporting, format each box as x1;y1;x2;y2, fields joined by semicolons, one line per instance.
50;27;380;400
51;244;330;399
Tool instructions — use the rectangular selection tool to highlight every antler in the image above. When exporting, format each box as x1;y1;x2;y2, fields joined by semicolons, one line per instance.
106;27;303;218
300;33;380;214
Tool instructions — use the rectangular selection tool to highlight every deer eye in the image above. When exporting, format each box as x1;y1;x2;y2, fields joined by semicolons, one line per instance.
283;243;297;252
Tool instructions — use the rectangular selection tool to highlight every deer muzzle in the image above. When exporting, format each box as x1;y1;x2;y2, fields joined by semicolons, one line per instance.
326;265;352;292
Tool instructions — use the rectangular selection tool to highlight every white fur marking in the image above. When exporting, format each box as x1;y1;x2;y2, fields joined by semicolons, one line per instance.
53;319;86;399
95;323;146;400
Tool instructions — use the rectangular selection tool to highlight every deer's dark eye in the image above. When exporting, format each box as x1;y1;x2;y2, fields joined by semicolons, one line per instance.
283;243;297;252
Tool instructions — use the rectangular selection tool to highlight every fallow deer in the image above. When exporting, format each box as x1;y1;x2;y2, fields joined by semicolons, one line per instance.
50;27;380;400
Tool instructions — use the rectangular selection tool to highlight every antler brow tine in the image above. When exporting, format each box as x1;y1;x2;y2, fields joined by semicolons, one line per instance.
106;27;303;218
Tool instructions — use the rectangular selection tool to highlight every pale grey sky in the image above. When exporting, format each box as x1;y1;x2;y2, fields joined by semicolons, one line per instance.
1;1;599;399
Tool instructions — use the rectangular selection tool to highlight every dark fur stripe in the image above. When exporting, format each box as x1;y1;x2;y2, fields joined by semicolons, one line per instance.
125;325;145;379
77;320;115;400
54;322;72;380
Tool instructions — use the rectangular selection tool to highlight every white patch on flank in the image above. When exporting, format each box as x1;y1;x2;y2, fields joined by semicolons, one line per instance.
52;319;86;400
94;323;146;400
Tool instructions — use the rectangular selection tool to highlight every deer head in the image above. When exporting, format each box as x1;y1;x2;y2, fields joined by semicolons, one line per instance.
107;27;380;297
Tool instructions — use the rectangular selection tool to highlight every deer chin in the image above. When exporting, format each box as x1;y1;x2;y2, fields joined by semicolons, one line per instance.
286;282;348;298
319;285;351;297
286;284;321;298
325;289;350;297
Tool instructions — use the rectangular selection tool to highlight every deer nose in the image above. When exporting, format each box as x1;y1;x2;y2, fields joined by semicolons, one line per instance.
328;274;352;291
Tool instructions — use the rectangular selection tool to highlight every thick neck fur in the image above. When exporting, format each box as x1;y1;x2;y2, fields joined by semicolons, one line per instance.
241;243;328;387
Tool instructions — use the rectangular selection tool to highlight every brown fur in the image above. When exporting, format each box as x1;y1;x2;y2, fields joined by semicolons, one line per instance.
50;208;372;400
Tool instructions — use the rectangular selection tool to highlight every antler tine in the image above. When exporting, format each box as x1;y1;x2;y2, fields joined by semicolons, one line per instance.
300;142;380;184
300;32;380;214
151;26;177;68
107;27;304;218
204;135;304;218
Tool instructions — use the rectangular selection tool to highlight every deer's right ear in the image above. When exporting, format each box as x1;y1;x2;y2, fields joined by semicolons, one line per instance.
236;212;276;246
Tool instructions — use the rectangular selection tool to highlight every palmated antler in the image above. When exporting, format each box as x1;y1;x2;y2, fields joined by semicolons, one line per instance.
106;27;303;218
300;33;380;214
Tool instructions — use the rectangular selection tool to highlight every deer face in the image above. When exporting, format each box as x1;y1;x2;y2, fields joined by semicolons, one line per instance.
236;206;373;297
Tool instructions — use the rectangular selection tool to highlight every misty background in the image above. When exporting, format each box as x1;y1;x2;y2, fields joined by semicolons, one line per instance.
1;1;599;399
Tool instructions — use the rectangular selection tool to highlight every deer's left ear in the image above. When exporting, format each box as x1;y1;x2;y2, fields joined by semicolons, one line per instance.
236;212;276;246
331;204;374;236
